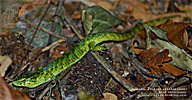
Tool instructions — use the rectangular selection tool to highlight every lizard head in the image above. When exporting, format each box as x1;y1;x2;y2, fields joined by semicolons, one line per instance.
12;72;44;88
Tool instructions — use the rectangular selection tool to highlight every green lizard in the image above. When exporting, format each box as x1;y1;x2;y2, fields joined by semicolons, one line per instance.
12;16;178;88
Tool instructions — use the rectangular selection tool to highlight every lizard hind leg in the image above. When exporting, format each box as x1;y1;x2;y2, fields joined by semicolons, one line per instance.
91;44;107;52
88;41;107;52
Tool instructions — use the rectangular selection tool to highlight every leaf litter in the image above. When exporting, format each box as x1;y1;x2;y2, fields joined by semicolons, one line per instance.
0;0;191;100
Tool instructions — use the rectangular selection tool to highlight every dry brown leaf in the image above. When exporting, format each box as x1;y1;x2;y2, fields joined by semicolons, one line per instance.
102;93;117;100
175;3;192;19
139;47;186;76
89;0;120;11
65;0;114;11
132;47;145;55
150;49;172;65
132;7;185;22
137;20;191;50
158;20;191;49
0;55;12;77
72;11;82;19
123;0;149;14
96;0;113;11
0;77;30;100
139;48;172;75
139;47;160;63
162;63;186;76
147;49;172;75
129;0;185;22
65;0;95;7
18;0;48;17
64;3;77;15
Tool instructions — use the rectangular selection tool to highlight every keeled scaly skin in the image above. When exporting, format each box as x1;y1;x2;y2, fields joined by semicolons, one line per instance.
12;16;178;88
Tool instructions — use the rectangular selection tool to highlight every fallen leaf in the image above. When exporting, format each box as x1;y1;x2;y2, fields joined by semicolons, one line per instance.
162;63;186;76
139;24;191;73
158;20;191;49
153;39;192;71
148;49;172;66
132;47;145;55
139;47;160;63
82;5;126;34
65;0;95;7
138;47;186;76
141;49;172;75
71;11;82;20
96;1;113;11
81;9;93;35
14;5;64;48
64;3;78;15
138;20;191;50
0;77;30;100
65;0;115;11
0;55;12;77
78;91;96;100
124;0;149;14
130;0;185;22
174;3;192;19
18;0;47;17
145;24;168;41
88;0;115;11
102;93;117;100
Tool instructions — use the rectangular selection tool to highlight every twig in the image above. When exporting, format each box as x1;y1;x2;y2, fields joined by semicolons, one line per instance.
63;8;84;39
21;39;65;71
47;0;65;45
20;2;52;67
38;80;57;100
19;18;66;40
46;81;57;100
44;0;65;71
58;79;67;99
42;39;65;52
